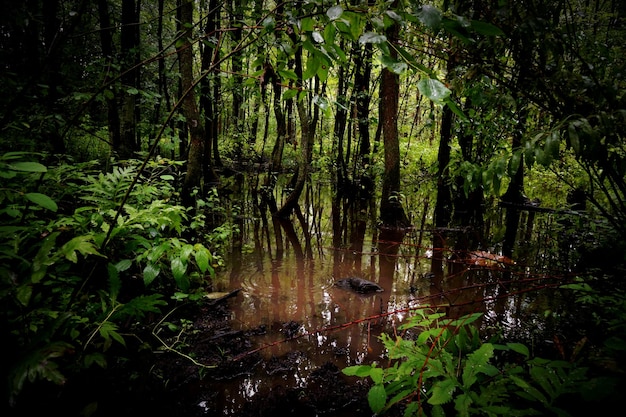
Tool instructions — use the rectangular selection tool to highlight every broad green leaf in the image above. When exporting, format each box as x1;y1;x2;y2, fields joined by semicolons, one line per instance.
418;78;451;103
327;5;343;20
114;259;133;272
278;69;298;81
32;232;59;283
368;384;387;414
369;367;383;384
61;235;103;263
8;161;47;172
16;284;33;306
303;55;320;80
359;32;386;45
300;17;315;32
283;89;298;101
508;151;522;176
194;248;210;273
171;258;187;280
342;365;373;377
462;343;495;389
143;262;160;286
507;342;530;358
545;132;560;159
567;122;581;154
529;366;556;400
107;263;121;301
25;193;58;212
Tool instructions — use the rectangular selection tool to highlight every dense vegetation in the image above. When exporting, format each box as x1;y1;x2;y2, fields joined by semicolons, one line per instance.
1;0;625;415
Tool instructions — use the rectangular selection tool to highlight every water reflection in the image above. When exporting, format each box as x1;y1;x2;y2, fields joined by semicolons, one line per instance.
202;175;571;415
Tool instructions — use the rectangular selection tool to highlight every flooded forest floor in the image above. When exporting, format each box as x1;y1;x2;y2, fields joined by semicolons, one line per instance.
9;171;625;417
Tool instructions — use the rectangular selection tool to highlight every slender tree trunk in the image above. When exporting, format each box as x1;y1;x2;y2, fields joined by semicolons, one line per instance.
379;2;409;228
200;0;219;184
97;0;121;152
177;0;207;205
119;0;140;158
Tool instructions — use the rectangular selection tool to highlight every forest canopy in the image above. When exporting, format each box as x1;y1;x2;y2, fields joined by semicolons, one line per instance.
1;0;624;234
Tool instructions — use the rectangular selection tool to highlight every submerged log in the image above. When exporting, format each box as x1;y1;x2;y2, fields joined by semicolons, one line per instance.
334;277;384;294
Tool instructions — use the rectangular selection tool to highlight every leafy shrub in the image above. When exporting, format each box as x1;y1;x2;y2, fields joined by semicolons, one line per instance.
0;153;221;405
343;311;595;416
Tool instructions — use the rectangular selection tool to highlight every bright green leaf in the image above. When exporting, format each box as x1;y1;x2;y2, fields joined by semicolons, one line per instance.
368;384;387;413
343;365;373;377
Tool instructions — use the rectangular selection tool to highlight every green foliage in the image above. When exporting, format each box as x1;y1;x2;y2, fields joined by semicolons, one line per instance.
343;311;596;416
1;153;224;405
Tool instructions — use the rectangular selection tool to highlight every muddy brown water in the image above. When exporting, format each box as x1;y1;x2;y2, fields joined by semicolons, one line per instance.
197;230;557;416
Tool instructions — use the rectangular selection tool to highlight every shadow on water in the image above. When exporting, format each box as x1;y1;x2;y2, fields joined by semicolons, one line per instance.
198;172;575;416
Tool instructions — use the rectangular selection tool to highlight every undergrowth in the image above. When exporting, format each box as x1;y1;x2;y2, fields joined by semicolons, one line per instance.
0;152;233;407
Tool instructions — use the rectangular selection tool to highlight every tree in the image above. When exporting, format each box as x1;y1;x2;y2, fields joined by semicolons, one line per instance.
379;0;409;228
177;0;206;204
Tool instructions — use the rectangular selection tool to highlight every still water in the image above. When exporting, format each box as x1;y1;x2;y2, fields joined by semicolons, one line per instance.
192;172;574;415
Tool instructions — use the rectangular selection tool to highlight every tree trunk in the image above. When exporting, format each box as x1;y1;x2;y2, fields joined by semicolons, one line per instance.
200;0;220;184
119;0;140;158
177;0;207;205
379;3;409;228
97;0;121;152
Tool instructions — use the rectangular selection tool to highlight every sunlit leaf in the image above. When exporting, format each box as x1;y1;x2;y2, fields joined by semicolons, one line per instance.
327;5;343;20
312;31;324;43
359;32;386;45
418;78;451;103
